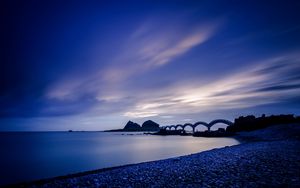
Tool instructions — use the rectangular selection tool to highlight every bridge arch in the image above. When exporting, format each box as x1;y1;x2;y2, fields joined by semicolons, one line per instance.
183;123;194;132
169;125;176;130
208;119;233;131
175;124;184;130
164;126;172;130
161;119;233;133
193;121;209;132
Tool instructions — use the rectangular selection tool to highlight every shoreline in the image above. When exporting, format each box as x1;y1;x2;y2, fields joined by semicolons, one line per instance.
7;140;241;188
8;123;300;188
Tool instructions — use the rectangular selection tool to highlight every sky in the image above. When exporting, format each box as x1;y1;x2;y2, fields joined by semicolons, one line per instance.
1;0;300;131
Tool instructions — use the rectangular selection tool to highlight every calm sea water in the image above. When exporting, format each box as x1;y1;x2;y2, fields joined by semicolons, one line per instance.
0;132;239;185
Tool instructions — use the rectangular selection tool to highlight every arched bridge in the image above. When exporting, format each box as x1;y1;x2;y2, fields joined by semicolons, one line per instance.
162;119;233;133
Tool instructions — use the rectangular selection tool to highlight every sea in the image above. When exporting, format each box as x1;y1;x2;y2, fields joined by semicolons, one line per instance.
0;132;240;186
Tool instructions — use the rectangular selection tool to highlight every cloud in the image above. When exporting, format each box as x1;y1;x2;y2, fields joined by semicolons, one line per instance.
100;20;219;84
256;84;300;92
3;11;299;122
41;17;220;117
135;24;217;66
43;51;300;120
123;53;300;118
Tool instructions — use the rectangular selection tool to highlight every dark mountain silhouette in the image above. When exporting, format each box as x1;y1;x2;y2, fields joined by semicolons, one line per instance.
106;120;160;132
123;121;141;131
141;120;160;131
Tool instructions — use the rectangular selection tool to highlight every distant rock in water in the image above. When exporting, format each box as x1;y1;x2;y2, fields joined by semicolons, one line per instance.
108;120;160;132
142;120;160;131
123;121;141;131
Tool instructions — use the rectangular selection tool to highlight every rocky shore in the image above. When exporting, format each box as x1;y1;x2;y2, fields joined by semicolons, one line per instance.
16;124;300;188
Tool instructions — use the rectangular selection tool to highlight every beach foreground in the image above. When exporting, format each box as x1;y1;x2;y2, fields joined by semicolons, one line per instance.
20;124;300;188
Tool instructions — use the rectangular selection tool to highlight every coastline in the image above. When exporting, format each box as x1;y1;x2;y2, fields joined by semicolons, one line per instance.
10;123;300;188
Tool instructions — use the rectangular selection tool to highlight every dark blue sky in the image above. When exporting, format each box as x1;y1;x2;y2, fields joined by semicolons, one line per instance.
1;0;300;131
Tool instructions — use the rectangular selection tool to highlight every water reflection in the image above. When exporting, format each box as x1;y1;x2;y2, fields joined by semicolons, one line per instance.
0;132;239;185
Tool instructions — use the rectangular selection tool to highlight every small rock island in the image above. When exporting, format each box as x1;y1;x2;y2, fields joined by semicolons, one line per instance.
106;120;160;132
123;121;141;131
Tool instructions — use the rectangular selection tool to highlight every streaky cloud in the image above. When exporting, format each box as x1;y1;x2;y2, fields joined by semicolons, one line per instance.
45;17;221;114
256;84;300;92
123;53;300;118
100;20;220;84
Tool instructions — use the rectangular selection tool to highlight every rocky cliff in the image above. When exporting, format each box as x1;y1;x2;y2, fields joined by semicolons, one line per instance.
141;120;160;131
123;121;141;131
122;120;160;131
